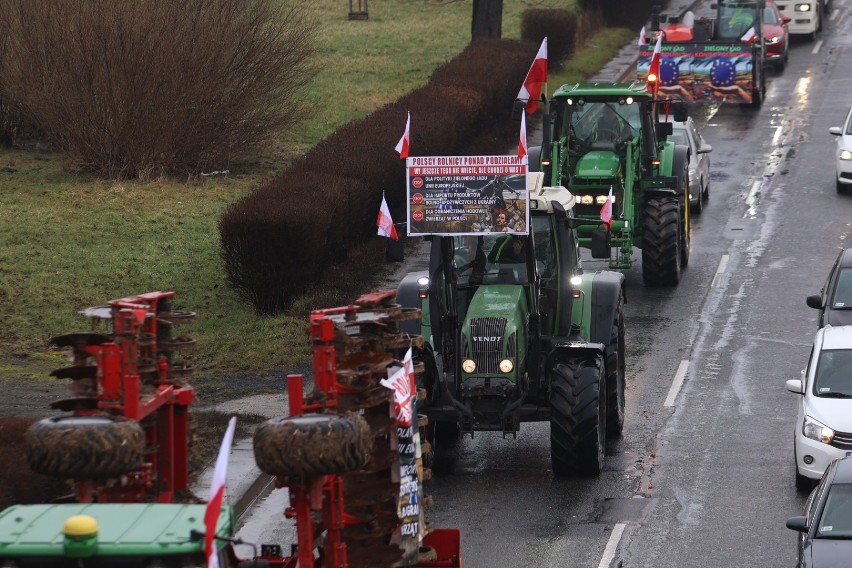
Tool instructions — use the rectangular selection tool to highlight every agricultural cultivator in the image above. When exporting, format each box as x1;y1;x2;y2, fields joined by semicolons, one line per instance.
252;290;461;567
0;290;460;567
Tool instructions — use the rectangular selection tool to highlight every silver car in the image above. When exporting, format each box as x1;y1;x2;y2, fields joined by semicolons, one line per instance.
666;117;712;215
829;106;852;195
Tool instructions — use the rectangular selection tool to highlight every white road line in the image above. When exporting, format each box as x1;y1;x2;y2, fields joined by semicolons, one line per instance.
663;360;690;408
597;522;627;568
711;254;729;288
812;39;823;55
772;125;783;146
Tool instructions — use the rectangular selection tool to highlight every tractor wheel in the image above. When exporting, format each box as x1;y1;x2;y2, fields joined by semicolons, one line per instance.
550;355;606;476
26;415;145;479
606;295;626;437
641;197;681;287
253;413;371;478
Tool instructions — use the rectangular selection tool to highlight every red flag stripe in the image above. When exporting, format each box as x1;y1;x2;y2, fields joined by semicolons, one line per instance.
517;38;548;114
395;112;410;159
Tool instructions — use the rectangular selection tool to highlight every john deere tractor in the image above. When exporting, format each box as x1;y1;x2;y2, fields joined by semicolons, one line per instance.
397;173;626;476
529;82;690;287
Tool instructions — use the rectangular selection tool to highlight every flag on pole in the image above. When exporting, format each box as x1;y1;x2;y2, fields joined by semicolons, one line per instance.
740;26;756;42
599;187;614;230
203;416;237;568
377;194;399;241
380;347;416;427
517;38;548;114
646;33;663;93
518;112;528;160
638;26;647;46
395;111;410;159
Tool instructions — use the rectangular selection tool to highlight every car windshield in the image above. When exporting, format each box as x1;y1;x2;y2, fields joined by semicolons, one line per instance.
763;6;778;25
817;483;852;539
831;268;852;309
669;129;689;146
814;349;852;397
846;110;852;135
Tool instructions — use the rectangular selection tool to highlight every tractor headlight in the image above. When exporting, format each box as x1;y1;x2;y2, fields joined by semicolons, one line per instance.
462;359;476;373
499;359;514;373
595;195;616;205
840;149;852;161
579;195;594;205
803;415;834;444
795;3;811;11
570;275;583;286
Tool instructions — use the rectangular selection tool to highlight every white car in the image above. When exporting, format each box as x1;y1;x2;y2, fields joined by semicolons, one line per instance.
666;117;712;215
829;106;852;194
786;325;852;491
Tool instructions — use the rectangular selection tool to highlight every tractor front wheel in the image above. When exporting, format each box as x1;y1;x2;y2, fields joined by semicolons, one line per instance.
642;197;682;287
254;413;372;478
550;355;606;476
26;415;145;479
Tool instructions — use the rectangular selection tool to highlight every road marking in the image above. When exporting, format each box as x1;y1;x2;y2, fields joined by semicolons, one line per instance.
711;254;729;288
664;360;689;408
772;125;783;147
812;39;823;55
597;522;627;568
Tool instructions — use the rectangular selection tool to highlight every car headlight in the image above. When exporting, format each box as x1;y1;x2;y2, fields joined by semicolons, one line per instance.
803;415;834;444
795;3;811;11
766;36;781;44
840;149;852;161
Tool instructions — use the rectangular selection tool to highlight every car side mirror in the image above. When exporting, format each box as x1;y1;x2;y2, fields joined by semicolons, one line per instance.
699;143;712;154
785;379;804;395
806;294;823;309
786;516;808;533
782;16;791;24
830;126;843;137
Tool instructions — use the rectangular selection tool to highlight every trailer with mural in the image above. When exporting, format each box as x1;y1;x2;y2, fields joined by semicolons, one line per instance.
637;0;767;106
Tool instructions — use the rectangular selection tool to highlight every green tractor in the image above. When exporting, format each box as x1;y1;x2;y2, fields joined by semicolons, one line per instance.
397;173;626;476
530;82;690;287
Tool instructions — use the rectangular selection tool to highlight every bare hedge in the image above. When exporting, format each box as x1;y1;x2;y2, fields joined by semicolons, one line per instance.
0;0;315;178
220;39;534;314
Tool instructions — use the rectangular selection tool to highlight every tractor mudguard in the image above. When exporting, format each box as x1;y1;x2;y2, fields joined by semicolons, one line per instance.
589;270;626;349
670;144;690;202
546;340;607;366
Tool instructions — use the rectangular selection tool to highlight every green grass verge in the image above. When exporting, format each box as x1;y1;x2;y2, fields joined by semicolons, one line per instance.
0;1;635;397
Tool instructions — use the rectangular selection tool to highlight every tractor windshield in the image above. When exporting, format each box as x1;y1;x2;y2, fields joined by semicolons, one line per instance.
717;1;758;39
569;102;639;150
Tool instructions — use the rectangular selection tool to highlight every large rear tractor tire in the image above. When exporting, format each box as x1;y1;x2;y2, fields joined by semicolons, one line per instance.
26;415;145;479
550;355;606;476
641;197;682;287
606;296;626;437
254;413;372;478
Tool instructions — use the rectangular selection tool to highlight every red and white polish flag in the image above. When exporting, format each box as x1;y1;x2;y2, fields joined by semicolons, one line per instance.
377;194;399;241
740;27;756;42
638;26;647;46
646;33;663;93
395;111;410;159
517;38;548;114
599;187;614;230
518;111;528;160
204;416;237;568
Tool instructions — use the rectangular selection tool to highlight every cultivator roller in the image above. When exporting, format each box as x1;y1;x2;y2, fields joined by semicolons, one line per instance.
254;290;460;568
28;291;197;504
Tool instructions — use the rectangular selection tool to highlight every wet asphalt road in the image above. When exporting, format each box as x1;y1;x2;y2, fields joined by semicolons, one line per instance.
237;3;852;566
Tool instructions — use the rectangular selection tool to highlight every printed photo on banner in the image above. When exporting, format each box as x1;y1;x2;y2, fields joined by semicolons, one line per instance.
405;155;530;236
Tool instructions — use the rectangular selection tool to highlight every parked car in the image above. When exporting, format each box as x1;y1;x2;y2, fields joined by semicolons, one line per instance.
787;456;852;567
807;248;852;327
829;105;852;194
665;116;712;214
764;1;791;70
786;325;852;491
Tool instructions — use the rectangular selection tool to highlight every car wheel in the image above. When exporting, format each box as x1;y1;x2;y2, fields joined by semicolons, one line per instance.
838;180;848;195
794;444;815;492
702;177;710;201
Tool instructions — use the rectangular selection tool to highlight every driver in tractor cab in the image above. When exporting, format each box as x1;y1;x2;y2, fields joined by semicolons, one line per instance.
589;105;633;148
488;235;526;264
719;4;755;38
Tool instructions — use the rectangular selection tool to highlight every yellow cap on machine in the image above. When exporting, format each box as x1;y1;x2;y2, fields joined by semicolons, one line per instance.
63;515;99;558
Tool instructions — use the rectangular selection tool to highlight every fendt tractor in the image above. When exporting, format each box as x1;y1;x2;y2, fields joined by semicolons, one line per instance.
527;82;692;287
397;173;627;476
637;0;767;106
0;291;461;567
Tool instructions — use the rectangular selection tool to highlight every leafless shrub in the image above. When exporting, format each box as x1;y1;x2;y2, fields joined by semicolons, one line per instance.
0;0;316;178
